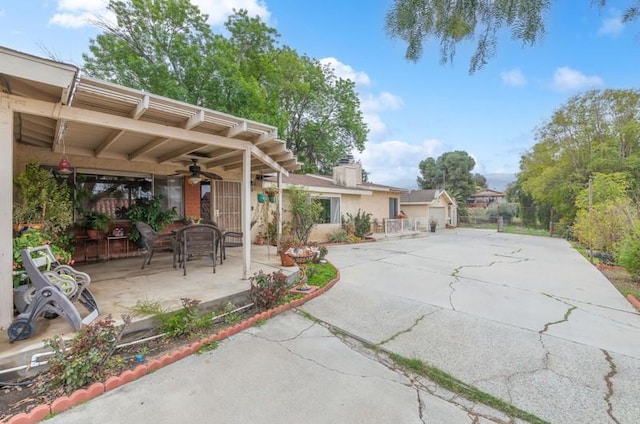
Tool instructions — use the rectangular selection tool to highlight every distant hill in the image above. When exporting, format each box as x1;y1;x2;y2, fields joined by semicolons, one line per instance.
484;173;516;192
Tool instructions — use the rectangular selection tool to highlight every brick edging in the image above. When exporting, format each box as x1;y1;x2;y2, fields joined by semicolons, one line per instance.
5;263;340;424
627;294;640;311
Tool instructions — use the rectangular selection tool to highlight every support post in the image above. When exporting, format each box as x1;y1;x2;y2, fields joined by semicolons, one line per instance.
242;147;251;279
0;100;14;329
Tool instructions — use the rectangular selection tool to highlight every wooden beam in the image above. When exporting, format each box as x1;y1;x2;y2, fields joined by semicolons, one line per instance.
157;144;203;163
3;93;252;151
129;137;171;160
95;129;126;156
131;94;149;119
183;109;204;130
251;145;288;175
226;121;246;138
204;151;243;168
255;129;277;146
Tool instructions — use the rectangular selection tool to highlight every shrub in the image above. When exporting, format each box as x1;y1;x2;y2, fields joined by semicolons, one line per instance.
342;209;372;238
45;315;130;394
158;298;212;338
328;229;350;243
249;270;288;309
617;226;640;280
12;228;73;288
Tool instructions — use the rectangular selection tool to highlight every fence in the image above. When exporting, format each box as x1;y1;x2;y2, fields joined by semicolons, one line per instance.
381;218;430;237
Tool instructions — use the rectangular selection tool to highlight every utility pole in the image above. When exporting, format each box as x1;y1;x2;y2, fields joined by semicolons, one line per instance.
588;176;593;263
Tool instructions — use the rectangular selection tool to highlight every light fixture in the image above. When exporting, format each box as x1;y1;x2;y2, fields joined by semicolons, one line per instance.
58;135;73;175
188;175;202;185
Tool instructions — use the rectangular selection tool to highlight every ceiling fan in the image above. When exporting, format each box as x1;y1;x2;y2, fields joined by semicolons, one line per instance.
174;158;222;183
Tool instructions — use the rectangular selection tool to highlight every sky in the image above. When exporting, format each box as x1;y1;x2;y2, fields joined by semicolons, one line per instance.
1;0;639;191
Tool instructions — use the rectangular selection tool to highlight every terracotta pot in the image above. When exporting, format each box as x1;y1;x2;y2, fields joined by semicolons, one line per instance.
280;252;296;267
86;229;99;239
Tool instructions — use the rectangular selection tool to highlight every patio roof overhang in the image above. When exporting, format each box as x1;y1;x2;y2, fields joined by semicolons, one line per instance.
0;46;301;329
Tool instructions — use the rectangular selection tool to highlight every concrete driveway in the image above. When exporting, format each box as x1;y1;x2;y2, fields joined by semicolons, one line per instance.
49;229;640;423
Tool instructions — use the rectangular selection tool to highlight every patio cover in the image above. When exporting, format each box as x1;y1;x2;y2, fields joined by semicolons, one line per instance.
0;46;301;329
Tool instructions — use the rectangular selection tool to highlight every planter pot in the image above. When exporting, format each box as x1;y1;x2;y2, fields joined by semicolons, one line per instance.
280;252;296;267
86;229;99;239
257;193;266;203
268;196;276;203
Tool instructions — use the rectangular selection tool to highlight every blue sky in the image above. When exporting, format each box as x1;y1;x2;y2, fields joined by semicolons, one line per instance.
1;1;639;190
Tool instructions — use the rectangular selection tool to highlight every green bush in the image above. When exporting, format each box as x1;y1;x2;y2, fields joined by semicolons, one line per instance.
328;229;350;243
616;227;640;280
158;298;212;338
342;209;372;238
249;270;288;309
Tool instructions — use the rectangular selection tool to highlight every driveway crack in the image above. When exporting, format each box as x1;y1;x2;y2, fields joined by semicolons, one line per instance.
377;313;430;346
602;349;620;424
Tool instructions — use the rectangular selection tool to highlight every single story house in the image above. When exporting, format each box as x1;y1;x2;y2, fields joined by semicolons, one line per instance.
1;46;301;329
261;160;407;241
399;189;458;229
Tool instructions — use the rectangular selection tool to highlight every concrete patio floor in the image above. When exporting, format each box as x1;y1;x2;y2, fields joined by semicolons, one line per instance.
0;244;293;372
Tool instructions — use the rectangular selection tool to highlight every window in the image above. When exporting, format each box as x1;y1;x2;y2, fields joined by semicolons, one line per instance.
74;170;183;220
316;197;340;224
154;176;184;219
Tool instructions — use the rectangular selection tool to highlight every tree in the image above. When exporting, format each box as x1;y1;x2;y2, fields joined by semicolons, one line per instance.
472;173;487;190
385;0;640;73
417;150;476;205
517;89;640;225
83;1;367;173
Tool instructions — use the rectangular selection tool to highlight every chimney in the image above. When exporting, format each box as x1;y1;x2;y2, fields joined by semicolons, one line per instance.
333;158;362;188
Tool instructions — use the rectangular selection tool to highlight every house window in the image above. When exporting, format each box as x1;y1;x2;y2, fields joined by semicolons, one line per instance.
154;175;184;219
316;197;340;224
74;170;183;219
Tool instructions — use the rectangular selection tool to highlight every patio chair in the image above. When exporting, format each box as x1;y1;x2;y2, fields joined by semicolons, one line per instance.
203;220;243;262
135;221;178;269
176;224;220;276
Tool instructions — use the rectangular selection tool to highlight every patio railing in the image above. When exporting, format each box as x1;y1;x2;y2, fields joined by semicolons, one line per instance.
382;218;430;236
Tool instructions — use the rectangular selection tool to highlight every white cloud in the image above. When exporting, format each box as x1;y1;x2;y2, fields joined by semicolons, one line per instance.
48;0;270;29
550;66;603;92
191;0;270;26
500;68;526;87
598;10;625;36
354;138;443;188
320;57;371;86
359;92;404;139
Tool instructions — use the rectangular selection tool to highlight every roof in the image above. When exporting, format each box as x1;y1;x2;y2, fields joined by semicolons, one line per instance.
400;189;457;205
470;189;506;197
264;173;406;194
1;46;300;175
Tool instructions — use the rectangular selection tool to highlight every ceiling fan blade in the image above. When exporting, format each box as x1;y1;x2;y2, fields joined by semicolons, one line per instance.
200;171;223;181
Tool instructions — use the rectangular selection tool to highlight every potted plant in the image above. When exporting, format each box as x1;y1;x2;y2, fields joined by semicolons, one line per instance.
13;162;73;237
81;212;112;239
263;185;279;203
126;195;178;245
429;218;438;233
278;234;297;267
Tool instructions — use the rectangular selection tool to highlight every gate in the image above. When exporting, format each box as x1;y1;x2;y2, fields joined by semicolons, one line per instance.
205;180;241;232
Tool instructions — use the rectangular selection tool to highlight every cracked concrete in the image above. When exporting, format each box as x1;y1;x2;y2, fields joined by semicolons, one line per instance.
48;229;640;423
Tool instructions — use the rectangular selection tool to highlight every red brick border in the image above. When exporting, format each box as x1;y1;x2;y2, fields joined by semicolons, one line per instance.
627;294;640;311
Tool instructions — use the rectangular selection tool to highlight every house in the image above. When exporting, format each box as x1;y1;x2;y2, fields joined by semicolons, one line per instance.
467;189;506;208
1;46;301;329
261;160;407;241
399;189;458;229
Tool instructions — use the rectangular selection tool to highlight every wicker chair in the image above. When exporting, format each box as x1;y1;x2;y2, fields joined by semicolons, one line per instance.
176;224;221;276
135;221;178;269
203;221;243;262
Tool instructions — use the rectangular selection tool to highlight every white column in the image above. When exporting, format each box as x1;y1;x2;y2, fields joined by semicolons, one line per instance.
0;99;14;329
277;172;283;240
241;147;251;279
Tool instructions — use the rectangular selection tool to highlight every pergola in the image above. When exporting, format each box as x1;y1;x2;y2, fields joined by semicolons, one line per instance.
0;46;300;329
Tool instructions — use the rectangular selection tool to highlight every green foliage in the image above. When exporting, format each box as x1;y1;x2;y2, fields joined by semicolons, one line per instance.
80;211;112;233
617;225;640;280
13;162;73;236
126;195;178;241
417;151;476;205
328;229;351;243
45;315;130;394
486;202;516;223
572;173;637;254
385;0;639;74
157;298;212;338
287;185;324;244
249;269;289;310
306;263;337;288
519;89;640;225
12;229;73;288
342;209;372;238
83;2;367;173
